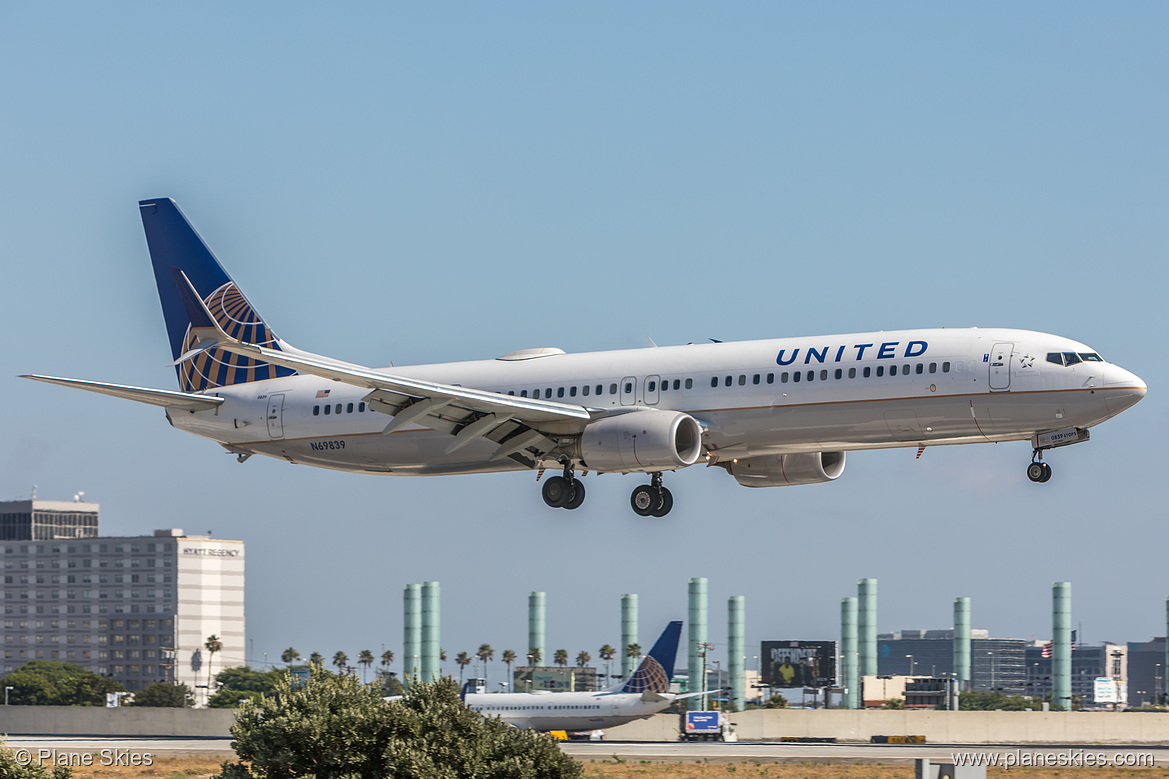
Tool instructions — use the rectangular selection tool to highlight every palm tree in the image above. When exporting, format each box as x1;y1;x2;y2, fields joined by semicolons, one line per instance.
455;651;472;683
553;649;568;668
625;642;642;672
476;644;494;684
576;650;591;668
309;651;324;671
204;635;222;700
502;649;517;690
357;649;375;682
333;650;348;673
528;647;542;666
281;647;300;666
381;649;394;672
599;644;616;683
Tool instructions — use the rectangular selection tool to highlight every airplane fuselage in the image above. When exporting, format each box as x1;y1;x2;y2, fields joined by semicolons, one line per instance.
170;327;1144;476
33;199;1145;516
464;690;670;731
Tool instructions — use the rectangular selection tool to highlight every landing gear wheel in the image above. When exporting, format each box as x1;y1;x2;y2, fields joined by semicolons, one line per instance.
631;485;659;517
542;476;571;508
651;487;673;517
1039;462;1052;483
1027;462;1045;483
563;480;586;510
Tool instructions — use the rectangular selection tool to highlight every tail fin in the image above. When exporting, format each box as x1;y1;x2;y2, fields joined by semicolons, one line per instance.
139;198;295;392
618;621;682;694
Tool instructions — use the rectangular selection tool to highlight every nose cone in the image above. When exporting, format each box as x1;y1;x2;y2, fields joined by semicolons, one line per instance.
1104;364;1147;415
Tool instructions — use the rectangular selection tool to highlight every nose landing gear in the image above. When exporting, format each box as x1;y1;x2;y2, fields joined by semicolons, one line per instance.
1027;452;1053;483
631;472;674;517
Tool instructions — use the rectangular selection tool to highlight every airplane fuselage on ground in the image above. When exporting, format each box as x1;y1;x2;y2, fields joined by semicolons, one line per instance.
464;689;669;731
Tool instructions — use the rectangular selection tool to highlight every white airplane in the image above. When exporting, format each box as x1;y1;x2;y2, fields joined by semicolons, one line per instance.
462;621;703;731
24;199;1147;516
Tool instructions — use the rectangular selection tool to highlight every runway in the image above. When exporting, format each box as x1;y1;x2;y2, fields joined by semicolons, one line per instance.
563;741;1169;765
4;736;1167;766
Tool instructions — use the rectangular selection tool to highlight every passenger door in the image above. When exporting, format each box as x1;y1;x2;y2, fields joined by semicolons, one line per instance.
266;394;286;439
988;343;1012;391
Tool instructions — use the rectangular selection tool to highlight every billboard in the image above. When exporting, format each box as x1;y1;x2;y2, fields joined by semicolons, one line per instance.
761;640;837;688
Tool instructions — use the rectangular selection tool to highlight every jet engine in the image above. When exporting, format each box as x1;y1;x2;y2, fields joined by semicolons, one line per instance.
723;451;846;487
578;408;703;472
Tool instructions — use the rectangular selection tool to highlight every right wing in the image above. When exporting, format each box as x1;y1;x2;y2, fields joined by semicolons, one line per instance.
21;375;225;412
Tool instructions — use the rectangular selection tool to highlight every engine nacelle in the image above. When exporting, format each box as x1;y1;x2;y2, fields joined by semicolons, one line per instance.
724;451;846;487
578;409;703;473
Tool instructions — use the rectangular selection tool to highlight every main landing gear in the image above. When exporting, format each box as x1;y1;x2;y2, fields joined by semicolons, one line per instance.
1027;451;1053;483
541;463;586;510
631;472;673;517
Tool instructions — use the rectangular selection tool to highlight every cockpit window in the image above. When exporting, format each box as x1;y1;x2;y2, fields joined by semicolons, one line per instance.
1048;351;1104;366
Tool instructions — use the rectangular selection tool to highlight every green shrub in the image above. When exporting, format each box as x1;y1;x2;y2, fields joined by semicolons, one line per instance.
215;671;581;779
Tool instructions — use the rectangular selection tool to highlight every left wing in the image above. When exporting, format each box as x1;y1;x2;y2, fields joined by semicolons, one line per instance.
21;375;225;411
172;269;590;463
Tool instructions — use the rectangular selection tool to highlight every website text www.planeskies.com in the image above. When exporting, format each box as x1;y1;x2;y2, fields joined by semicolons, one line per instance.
951;749;1155;769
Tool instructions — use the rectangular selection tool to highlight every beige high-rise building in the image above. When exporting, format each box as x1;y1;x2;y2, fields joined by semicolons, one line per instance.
1;524;244;706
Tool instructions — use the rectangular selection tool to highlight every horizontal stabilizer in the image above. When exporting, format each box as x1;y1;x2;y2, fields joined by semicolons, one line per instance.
21;375;224;411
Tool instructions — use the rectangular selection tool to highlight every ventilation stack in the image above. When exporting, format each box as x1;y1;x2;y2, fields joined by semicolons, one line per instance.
621;593;638;680
688;577;708;709
954;597;971;690
421;581;440;681
858;578;877;677
1052;582;1072;711
841;596;858;709
403;583;421;684
728;595;745;711
528;591;546;666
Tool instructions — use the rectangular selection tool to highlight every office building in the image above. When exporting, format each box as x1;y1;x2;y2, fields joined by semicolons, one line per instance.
1;527;244;705
0;497;99;541
1126;638;1166;707
877;629;1027;695
1024;642;1126;708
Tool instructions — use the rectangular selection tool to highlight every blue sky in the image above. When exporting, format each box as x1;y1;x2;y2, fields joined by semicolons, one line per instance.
2;3;1165;680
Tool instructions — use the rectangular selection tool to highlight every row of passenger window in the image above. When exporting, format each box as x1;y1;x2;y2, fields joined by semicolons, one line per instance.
506;378;697;399
503;362;953;401
775;361;951;384
312;402;368;416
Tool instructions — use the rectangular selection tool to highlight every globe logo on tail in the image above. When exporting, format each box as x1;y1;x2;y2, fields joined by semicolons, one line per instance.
178;282;291;392
622;656;670;694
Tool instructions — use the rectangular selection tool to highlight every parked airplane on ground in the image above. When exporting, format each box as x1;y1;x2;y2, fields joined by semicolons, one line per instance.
462;621;705;731
24;199;1146;516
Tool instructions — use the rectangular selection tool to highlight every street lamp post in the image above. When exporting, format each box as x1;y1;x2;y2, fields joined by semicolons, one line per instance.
906;654;915;676
4;686;12;705
988;652;995;691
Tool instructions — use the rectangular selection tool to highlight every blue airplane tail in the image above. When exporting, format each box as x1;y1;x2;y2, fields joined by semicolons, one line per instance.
618;620;682;694
139;198;295;393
